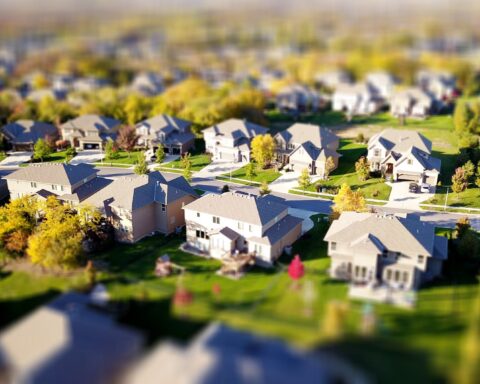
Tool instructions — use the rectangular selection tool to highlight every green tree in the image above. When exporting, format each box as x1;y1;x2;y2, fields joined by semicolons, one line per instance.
182;161;192;182
251;134;276;169
181;152;191;169
298;168;311;190
475;162;480;188
462;160;476;183
259;180;270;195
454;102;472;135
452;167;468;195
33;138;52;162
134;152;149;175
355;156;370;181
124;94;150;126
155;146;165;163
104;140;118;160
65;146;76;162
245;161;257;180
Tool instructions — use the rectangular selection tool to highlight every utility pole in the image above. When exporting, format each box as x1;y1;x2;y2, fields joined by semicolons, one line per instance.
444;185;449;211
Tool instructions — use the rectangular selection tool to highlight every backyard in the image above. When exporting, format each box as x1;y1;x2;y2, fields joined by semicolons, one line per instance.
0;216;478;383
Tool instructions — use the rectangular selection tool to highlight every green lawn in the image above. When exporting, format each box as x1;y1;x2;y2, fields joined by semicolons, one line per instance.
0;152;6;162
159;153;212;172
103;150;144;165
295;140;392;200
1;217;478;383
21;150;75;166
218;164;281;184
425;185;480;209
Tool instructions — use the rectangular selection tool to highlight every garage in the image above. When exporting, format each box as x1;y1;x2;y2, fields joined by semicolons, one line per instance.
396;172;420;182
83;143;100;150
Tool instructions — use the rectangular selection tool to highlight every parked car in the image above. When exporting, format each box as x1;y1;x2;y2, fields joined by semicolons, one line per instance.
420;183;430;193
409;182;419;193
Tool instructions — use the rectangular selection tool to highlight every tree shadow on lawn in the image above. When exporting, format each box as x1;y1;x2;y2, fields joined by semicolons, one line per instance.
318;336;446;384
431;151;459;184
0;289;60;331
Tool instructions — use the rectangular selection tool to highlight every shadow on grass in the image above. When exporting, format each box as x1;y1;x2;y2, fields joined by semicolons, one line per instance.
0;289;61;330
319;336;446;384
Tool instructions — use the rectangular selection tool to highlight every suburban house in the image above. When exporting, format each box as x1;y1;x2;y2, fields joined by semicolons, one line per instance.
324;212;448;291
314;69;352;91
84;172;198;243
1;120;57;150
416;70;457;106
274;123;340;177
135;114;195;154
130;72;164;96
203;118;269;163
4;163;108;204
72;77;110;93
275;84;322;114
367;129;440;185
390;87;433;118
365;71;397;99
332;83;382;116
60;114;122;150
183;192;303;266
0;292;143;384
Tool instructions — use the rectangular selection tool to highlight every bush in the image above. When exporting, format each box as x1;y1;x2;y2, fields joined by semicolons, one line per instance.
221;184;230;193
356;132;365;143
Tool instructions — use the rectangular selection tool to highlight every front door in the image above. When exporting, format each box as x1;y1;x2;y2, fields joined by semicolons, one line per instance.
386;163;393;174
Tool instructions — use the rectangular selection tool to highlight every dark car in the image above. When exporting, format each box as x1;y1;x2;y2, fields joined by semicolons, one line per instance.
409;182;419;193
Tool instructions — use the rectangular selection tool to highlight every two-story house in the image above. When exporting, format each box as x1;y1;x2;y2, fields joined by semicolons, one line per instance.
324;212;448;290
203;119;269;163
60;114;121;150
416;70;457;108
275;84;322;114
367;129;440;185
332;83;382;116
390;88;433;119
4;163;108;204
365;71;398;100
2;120;57;151
83;172;198;243
183;192;302;266
274;123;340;177
135;114;195;155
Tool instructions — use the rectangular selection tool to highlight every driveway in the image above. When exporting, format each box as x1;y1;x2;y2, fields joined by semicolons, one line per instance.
385;181;435;209
269;171;301;193
0;152;32;167
194;160;246;179
288;207;318;233
69;150;104;165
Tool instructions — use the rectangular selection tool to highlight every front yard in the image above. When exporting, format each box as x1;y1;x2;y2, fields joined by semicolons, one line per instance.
425;185;480;209
217;164;281;184
158;153;212;172
0;216;478;383
20;149;75;166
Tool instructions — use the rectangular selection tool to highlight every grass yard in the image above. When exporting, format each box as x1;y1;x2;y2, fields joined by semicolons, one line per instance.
0;216;478;383
295;139;392;200
425;185;480;209
159;153;211;172
104;150;144;165
21;149;76;166
219;164;281;184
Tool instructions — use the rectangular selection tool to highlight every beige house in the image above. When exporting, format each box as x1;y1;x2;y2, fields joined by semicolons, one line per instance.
2;120;57;151
84;172;198;243
4;163;106;204
332;83;382;116
367;129;440;185
324;212;448;291
390;87;432;118
183;192;302;266
274;123;340;177
135;114;195;155
60;114;121;150
203;119;269;163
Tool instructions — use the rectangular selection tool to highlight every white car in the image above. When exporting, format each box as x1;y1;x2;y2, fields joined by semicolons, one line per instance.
420;183;430;193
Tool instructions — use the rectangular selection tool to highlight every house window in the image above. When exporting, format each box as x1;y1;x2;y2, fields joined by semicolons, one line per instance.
249;225;252;232
237;222;244;230
30;182;37;188
254;244;262;254
61;186;64;191
196;212;200;217
407;159;413;165
386;269;392;280
331;242;337;251
418;255;424;264
212;216;220;224
196;230;207;239
374;149;381;157
161;204;166;212
394;270;400;282
402;272;409;283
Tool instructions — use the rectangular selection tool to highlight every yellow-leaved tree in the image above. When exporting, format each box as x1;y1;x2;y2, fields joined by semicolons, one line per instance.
251;134;276;169
332;183;367;217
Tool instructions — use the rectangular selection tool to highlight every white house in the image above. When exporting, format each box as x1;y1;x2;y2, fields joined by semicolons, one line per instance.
365;71;397;100
367;129;440;185
324;212;448;291
183;192;302;266
203;118;269;163
390;87;433;119
416;70;456;107
332;83;382;116
314;69;352;91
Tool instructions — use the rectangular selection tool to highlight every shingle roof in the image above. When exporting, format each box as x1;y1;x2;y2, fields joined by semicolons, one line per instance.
136;114;191;136
394;146;441;172
183;192;288;226
369;128;432;154
84;171;197;211
324;212;436;258
2;120;57;144
4;163;98;186
248;215;303;245
277;123;339;150
203;118;268;140
60;114;120;133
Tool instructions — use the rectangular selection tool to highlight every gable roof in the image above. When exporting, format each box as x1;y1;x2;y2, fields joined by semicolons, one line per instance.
369;128;432;154
84;171;197;211
248;215;303;245
2;120;57;144
276;123;339;150
324;212;436;258
4;163;98;186
290;143;340;162
203;118;268;140
393;146;441;172
183;192;287;226
136;115;194;145
60;115;121;133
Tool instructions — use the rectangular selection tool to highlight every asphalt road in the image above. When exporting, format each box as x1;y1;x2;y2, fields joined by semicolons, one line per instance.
2;166;479;230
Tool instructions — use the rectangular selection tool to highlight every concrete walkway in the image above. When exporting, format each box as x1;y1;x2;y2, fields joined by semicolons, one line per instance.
270;171;323;194
0;152;32;167
194;160;246;178
385;181;435;209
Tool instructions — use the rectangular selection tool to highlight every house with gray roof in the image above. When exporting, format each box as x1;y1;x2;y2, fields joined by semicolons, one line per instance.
203;118;269;163
136;114;195;155
84;171;198;243
275;84;322;115
60;114;121;150
4;163;104;203
324;212;448;291
274;123;340;177
2;120;57;151
0;292;143;384
367;128;440;185
390;87;433;119
332;83;383;117
183;192;302;266
130;72;164;96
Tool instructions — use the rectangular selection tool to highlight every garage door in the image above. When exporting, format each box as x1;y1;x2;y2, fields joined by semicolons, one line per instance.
83;143;100;150
397;173;420;182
